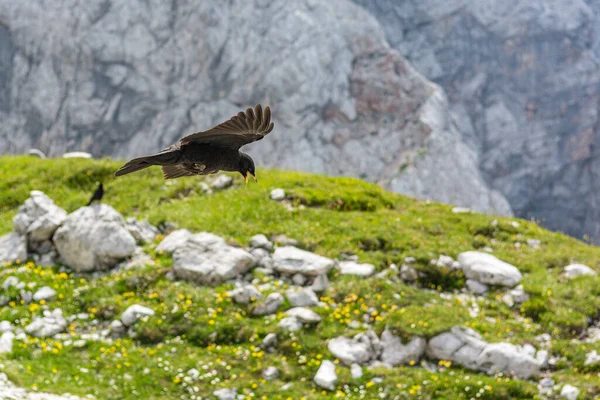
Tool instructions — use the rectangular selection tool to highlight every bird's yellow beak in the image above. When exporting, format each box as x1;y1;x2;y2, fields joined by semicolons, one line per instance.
245;171;257;185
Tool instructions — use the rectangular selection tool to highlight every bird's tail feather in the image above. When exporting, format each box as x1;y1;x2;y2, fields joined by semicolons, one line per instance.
115;150;180;177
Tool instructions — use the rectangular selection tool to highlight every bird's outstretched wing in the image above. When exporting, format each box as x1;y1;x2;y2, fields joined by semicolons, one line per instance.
179;104;274;150
161;165;195;180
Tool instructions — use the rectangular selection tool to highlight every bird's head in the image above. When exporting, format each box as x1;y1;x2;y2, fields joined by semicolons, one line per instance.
238;153;256;185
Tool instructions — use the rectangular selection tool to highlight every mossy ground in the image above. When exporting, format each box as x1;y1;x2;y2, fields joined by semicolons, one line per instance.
1;155;599;399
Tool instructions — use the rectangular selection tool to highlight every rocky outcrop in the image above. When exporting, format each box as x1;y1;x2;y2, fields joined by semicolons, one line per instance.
0;0;510;216
354;0;600;241
172;233;255;285
53;204;137;271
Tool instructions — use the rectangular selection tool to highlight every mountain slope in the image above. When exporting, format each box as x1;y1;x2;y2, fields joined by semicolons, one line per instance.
0;0;511;216
353;0;600;242
0;156;599;399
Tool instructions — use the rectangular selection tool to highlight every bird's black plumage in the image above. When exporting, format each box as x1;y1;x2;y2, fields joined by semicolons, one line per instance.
87;183;104;206
114;104;274;183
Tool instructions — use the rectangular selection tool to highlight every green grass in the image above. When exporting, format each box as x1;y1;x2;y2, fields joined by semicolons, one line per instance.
1;155;600;399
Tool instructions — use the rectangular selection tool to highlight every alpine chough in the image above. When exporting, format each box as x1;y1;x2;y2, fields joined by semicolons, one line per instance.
114;104;274;184
87;182;104;206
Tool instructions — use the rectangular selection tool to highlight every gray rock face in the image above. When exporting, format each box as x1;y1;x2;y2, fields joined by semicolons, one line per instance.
53;204;137;271
272;246;335;277
380;329;426;366
354;0;600;241
427;326;544;379
0;0;509;218
0;233;27;263
25;309;67;338
172;233;255;285
314;360;337;391
12;191;67;250
249;234;273;251
458;251;522;287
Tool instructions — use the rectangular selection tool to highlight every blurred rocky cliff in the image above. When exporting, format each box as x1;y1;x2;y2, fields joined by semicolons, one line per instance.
354;0;600;241
3;0;600;241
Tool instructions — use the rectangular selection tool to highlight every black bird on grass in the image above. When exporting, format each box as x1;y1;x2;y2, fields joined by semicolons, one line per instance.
87;182;104;206
114;104;275;184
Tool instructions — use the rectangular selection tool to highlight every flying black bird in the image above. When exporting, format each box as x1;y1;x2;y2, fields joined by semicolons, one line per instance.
114;104;275;184
87;182;104;206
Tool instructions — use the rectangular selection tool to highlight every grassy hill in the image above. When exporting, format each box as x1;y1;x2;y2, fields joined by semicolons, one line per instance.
1;155;600;399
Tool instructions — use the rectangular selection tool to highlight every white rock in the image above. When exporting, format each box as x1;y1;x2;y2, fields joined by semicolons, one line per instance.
121;304;155;327
560;384;580;400
286;287;319;307
2;276;20;290
0;321;12;333
25;309;67;337
53;204;137;271
311;273;329;292
110;319;126;334
173;233;256;285
0;332;15;354
427;326;543;379
278;317;303;331
0;233;27;264
213;388;236;400
585;350;600;366
380;329;426;366
28;148;46;158
314;360;337;391
62;151;92;159
261;333;278;349
400;265;419;281
262;366;279;381
156;229;192;254
564;264;596;279
328;336;372;365
229;284;261;305
272;246;335;277
509;285;529;304
452;207;471;213
338;261;375;276
249;234;273;251
210;174;233;190
466;279;489;294
285;307;321;323
12;191;67;247
457;251;522;287
350;363;363;379
433;255;455;268
33;286;57;302
187;368;200;379
527;239;541;249
252;292;284;316
291;273;307;286
125;218;159;244
270;188;286;201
